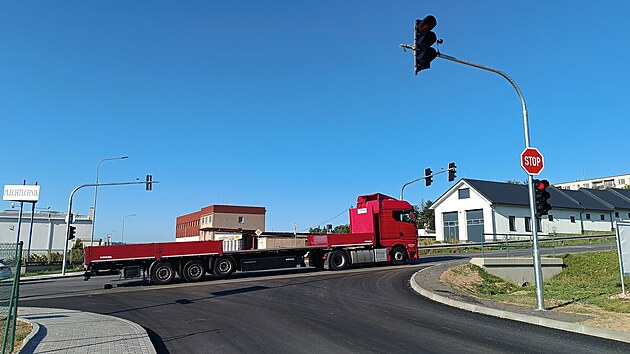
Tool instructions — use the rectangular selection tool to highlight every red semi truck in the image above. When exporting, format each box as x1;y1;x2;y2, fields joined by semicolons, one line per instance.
84;193;419;285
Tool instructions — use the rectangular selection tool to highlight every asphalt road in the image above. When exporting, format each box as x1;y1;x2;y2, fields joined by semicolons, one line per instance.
19;244;630;353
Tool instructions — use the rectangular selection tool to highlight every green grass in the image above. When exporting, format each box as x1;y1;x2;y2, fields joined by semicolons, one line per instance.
452;250;630;313
0;319;32;353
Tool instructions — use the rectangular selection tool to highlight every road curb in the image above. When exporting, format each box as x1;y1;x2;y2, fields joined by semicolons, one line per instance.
410;264;630;344
19;271;85;282
114;316;158;354
17;320;39;354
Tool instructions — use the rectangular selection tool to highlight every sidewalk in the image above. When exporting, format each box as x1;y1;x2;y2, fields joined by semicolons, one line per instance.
410;260;630;344
16;272;157;354
17;307;157;354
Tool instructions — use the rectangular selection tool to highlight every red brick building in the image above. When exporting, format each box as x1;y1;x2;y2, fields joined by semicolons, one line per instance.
176;205;266;242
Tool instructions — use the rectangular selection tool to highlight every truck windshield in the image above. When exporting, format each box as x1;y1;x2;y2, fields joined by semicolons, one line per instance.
392;210;415;224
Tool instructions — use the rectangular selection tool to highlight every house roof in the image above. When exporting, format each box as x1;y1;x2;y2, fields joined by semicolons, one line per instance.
555;189;613;212
583;189;630;210
434;178;620;212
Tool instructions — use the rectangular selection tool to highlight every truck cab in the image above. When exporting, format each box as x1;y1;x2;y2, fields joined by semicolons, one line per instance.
307;193;418;269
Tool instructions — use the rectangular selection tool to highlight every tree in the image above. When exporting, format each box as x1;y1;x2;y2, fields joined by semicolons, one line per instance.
332;224;350;234
414;200;435;231
308;224;350;234
70;239;84;263
506;179;527;185
308;226;326;234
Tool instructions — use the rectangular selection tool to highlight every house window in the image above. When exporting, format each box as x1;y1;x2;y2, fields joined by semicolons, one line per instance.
525;217;531;232
458;188;470;199
570;216;576;223
536;218;542;232
616;212;620;218
600;214;605;221
619;178;625;185
585;213;591;220
238;216;245;224
509;216;516;231
548;215;553;221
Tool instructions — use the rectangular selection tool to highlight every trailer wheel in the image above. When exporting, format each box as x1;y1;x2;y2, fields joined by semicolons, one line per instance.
183;259;206;282
151;261;175;285
213;257;236;278
329;250;349;271
391;247;408;266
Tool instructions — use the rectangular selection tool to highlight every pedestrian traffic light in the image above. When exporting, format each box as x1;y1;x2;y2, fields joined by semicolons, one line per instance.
448;162;457;182
425;168;433;186
534;179;551;217
145;174;153;191
68;225;76;240
414;15;438;74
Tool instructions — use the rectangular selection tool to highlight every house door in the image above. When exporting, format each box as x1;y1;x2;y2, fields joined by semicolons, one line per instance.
442;212;459;242
466;209;484;243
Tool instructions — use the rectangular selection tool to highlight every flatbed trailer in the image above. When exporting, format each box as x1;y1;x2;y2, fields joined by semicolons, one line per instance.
84;193;419;284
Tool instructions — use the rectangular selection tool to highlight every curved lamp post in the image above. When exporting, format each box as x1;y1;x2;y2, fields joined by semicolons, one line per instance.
121;214;137;244
91;156;129;246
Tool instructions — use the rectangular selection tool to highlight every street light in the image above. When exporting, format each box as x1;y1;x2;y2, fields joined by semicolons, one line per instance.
121;214;137;244
91;156;129;246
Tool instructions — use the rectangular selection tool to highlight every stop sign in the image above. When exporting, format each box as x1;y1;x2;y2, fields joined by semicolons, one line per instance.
521;147;544;175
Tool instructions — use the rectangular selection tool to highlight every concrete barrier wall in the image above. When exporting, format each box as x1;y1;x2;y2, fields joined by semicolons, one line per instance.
470;257;564;286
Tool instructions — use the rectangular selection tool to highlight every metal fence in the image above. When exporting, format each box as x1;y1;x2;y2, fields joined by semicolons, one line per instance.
0;242;22;354
418;234;616;257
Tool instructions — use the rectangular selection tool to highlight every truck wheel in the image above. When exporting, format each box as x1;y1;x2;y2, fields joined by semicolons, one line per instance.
183;259;206;282
213;257;236;278
391;247;408;266
329;250;349;271
151;261;175;285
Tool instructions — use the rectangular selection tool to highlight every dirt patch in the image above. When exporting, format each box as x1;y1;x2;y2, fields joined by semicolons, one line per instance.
440;264;483;294
559;303;630;333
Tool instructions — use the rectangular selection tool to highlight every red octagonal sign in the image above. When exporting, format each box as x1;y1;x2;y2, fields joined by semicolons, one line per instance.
521;147;544;175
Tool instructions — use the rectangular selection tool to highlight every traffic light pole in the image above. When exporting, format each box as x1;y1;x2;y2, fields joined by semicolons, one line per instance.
400;167;455;200
62;180;158;275
436;53;545;310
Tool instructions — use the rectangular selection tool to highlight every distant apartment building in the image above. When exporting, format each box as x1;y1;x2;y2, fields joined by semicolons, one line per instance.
175;205;266;243
554;174;630;190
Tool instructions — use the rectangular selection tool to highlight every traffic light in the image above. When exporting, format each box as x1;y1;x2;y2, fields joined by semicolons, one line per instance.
448;162;457;182
414;15;438;74
425;168;433;186
534;179;551;217
68;225;76;240
145;174;153;191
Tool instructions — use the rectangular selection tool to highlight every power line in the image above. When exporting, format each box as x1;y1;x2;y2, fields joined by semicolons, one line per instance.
301;207;349;232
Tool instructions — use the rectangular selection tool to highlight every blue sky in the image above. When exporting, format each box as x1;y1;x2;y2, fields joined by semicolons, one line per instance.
2;1;628;243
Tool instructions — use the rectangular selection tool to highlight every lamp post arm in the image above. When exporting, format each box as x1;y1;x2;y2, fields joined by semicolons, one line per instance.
437;53;530;148
436;52;544;310
62;180;157;275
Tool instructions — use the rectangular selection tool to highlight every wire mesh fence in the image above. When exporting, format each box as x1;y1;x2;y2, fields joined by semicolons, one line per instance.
0;242;22;354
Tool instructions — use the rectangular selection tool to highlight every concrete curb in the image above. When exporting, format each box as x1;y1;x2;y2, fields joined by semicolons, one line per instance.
19;271;84;282
410;264;630;344
17;320;39;354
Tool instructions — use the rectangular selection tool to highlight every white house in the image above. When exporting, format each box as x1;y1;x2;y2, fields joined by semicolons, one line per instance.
431;179;630;243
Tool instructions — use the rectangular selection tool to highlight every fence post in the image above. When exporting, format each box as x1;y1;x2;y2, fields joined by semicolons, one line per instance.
505;234;510;257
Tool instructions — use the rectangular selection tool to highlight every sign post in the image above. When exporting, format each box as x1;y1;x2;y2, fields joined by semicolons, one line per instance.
520;147;546;310
616;222;630;297
4;183;41;258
